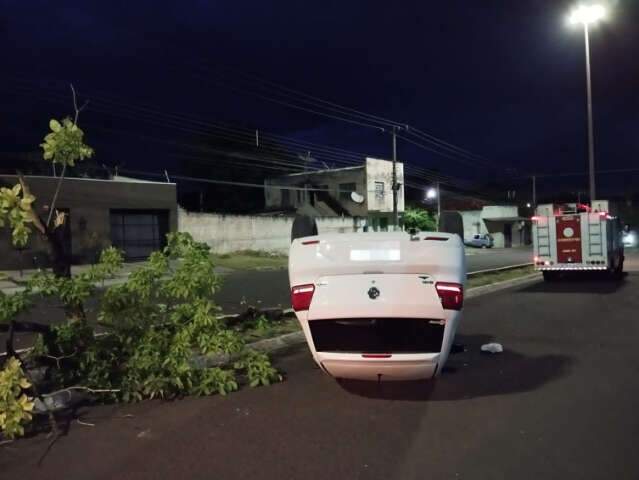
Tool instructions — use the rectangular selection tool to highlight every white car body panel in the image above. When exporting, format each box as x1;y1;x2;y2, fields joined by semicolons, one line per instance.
289;232;466;381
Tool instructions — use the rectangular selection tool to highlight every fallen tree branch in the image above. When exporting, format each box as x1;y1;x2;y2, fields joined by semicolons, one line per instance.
42;386;121;397
43;350;77;369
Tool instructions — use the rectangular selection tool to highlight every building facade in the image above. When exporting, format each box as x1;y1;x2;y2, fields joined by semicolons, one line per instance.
0;175;177;269
264;158;405;231
458;205;531;248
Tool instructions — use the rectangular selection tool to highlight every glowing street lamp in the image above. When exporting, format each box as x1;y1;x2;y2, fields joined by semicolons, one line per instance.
567;4;607;26
425;184;441;231
567;3;608;202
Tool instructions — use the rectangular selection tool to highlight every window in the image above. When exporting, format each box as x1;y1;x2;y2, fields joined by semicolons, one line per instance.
375;181;384;199
281;188;290;207
315;184;328;204
110;210;169;260
339;183;356;201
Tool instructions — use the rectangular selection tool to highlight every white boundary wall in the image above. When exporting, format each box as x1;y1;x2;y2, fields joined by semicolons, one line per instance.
178;208;359;254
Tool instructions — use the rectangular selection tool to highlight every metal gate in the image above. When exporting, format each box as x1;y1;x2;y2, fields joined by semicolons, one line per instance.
110;210;169;260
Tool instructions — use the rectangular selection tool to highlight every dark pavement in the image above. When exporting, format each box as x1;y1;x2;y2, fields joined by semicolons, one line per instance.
213;247;534;313
3;252;638;480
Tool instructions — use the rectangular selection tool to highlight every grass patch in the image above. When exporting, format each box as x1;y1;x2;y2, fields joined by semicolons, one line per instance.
467;266;536;289
211;250;288;270
231;314;300;343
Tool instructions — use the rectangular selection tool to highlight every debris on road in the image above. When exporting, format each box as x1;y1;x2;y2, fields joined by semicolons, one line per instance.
480;343;503;354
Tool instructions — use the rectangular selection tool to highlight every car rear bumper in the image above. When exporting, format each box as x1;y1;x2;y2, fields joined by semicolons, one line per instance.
316;352;439;381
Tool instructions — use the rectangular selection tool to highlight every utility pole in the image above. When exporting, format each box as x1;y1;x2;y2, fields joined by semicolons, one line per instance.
532;175;537;208
436;181;441;232
392;126;398;230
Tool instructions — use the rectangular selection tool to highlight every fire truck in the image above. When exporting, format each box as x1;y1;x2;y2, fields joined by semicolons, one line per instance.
532;200;625;281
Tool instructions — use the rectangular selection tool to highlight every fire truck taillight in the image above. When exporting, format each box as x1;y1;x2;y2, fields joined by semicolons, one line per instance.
531;216;540;222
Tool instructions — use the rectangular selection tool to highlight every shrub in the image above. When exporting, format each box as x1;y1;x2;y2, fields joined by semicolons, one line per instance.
403;207;438;232
0;233;281;438
0;358;35;439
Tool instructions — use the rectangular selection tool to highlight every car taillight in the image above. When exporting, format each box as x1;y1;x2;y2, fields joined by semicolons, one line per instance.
435;282;463;311
291;284;315;311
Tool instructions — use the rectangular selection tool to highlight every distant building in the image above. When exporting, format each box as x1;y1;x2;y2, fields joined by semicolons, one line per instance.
264;157;405;231
0;175;177;269
457;205;531;248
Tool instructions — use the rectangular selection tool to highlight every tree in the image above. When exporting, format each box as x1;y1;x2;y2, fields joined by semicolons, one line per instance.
0;86;94;277
403;206;438;232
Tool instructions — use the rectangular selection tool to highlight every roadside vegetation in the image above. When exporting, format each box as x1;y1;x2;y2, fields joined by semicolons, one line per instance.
402;206;438;232
211;250;288;270
0;97;281;441
467;265;536;288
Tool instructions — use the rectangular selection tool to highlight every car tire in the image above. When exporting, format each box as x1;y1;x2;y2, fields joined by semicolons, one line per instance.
291;214;318;243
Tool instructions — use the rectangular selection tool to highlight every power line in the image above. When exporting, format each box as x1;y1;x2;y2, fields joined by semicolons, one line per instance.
192;68;502;170
7;77;483;188
197;64;405;128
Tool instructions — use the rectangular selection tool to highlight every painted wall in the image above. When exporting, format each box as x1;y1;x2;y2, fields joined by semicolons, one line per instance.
178;208;361;254
0;175;177;269
458;207;529;248
365;157;405;213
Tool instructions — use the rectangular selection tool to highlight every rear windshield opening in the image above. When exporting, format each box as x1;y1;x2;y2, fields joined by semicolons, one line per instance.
309;318;445;354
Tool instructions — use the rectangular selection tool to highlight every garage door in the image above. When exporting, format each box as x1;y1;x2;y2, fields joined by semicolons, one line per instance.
110;210;169;260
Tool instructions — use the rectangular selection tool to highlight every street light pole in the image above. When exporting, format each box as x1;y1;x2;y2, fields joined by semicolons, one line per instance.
583;22;596;202
568;4;607;203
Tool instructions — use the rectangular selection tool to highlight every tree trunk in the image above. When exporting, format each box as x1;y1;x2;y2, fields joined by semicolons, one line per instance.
45;223;71;278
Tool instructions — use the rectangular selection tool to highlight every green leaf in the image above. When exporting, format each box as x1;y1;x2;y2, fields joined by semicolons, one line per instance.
49;119;62;132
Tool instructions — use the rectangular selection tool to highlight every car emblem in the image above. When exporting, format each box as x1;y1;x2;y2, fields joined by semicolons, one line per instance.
368;287;380;299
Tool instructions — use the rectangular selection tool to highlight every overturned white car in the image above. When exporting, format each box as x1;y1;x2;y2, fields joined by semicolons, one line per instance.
289;231;466;381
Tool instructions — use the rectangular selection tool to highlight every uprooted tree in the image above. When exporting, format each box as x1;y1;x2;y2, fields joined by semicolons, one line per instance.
0;90;280;441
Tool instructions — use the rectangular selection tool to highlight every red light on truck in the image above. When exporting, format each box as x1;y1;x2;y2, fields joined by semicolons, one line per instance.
435;282;464;311
361;353;392;359
531;216;540;222
598;211;608;218
291;284;315;311
302;240;320;245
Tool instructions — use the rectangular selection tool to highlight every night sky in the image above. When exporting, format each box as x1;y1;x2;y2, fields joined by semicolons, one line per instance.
1;0;638;199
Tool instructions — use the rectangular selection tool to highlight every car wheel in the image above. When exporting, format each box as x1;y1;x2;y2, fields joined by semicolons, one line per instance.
481;245;487;249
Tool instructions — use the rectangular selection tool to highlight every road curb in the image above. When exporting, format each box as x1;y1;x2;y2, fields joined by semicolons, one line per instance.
466;272;542;300
251;272;543;358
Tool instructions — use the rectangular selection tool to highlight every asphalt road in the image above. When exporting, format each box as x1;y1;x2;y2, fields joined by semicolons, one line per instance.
4;250;638;480
213;246;534;313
